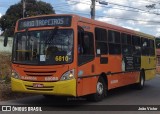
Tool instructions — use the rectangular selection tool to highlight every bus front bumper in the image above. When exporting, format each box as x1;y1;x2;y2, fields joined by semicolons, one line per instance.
11;77;76;97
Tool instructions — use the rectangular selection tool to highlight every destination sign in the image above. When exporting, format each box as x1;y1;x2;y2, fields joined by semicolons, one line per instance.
18;16;72;30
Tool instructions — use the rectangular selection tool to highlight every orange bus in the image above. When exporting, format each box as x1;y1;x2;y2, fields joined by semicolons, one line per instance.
10;14;156;101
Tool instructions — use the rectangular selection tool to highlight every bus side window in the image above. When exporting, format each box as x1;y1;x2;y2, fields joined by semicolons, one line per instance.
141;38;149;56
95;27;108;55
132;35;141;56
121;33;132;55
149;39;155;56
108;30;121;55
78;32;94;55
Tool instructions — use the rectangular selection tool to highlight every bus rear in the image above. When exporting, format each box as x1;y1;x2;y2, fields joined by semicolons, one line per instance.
11;14;78;96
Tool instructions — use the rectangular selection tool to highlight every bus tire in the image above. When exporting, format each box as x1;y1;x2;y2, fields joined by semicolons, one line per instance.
90;77;107;102
135;71;145;90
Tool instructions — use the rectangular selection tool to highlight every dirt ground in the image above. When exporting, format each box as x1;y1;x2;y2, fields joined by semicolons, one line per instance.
0;82;33;101
0;52;33;101
0;52;11;82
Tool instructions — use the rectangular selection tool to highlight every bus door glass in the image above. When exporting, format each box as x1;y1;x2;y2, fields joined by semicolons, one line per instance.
78;27;94;66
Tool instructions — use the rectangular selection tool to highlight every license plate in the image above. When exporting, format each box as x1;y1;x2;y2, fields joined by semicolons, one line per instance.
33;83;44;88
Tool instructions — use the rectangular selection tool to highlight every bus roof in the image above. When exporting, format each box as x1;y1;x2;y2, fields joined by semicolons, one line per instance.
17;14;155;39
72;14;155;39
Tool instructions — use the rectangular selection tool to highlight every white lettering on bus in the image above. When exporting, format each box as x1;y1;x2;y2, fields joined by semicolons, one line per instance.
111;80;118;84
22;18;65;28
21;76;37;81
36;18;64;26
45;77;58;81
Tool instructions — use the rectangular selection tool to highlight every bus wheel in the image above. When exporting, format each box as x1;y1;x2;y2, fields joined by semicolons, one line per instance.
90;77;106;102
136;71;145;90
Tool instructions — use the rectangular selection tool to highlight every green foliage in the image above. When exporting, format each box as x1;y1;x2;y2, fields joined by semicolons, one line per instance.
0;0;55;37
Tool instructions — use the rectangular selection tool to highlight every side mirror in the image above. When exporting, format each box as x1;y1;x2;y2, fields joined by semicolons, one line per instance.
3;36;8;47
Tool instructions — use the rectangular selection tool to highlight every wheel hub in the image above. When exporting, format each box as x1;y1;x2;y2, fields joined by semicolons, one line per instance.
141;77;144;86
97;82;103;95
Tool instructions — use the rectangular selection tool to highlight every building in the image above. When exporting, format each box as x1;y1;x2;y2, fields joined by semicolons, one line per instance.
0;36;13;53
156;49;160;73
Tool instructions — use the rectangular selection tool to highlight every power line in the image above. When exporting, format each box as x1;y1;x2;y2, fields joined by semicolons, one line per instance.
55;9;90;16
66;0;160;15
138;0;160;4
118;0;159;5
55;9;160;24
55;1;154;15
53;1;160;17
105;1;160;15
53;3;78;8
96;14;160;23
53;3;77;7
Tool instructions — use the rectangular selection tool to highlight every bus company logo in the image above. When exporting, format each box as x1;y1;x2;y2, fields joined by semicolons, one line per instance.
21;76;37;81
2;106;11;111
30;73;43;75
81;25;90;30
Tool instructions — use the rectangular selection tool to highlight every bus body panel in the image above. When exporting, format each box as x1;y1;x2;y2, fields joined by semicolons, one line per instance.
11;77;76;96
12;64;69;82
76;21;142;96
141;55;156;80
107;72;139;89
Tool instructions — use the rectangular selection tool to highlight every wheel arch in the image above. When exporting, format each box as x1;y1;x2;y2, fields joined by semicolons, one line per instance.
99;72;108;89
140;68;145;81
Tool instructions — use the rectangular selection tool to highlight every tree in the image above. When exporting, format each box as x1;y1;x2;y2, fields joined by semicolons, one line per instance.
0;0;55;37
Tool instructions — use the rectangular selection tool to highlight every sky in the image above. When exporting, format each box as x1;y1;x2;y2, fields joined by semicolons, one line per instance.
0;0;160;36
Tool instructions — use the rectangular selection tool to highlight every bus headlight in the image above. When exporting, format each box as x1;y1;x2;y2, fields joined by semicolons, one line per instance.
60;69;75;81
11;70;20;79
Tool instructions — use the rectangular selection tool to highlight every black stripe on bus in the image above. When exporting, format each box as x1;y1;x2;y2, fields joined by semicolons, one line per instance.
144;68;156;71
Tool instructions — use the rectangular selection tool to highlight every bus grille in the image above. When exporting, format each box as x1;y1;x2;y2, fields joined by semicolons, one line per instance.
25;85;54;91
24;70;56;77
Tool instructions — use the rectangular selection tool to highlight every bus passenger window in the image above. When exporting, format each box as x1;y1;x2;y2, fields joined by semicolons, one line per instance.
141;38;149;56
108;30;121;55
121;33;132;55
149;39;155;56
132;35;141;56
95;27;108;55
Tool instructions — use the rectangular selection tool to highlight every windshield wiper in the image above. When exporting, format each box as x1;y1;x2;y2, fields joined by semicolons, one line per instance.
45;26;59;44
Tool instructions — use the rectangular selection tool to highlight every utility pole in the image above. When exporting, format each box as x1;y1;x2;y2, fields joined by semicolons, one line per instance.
91;0;95;19
23;0;26;18
91;0;108;19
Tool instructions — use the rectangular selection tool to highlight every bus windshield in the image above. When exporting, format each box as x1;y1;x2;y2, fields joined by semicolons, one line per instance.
12;29;73;65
